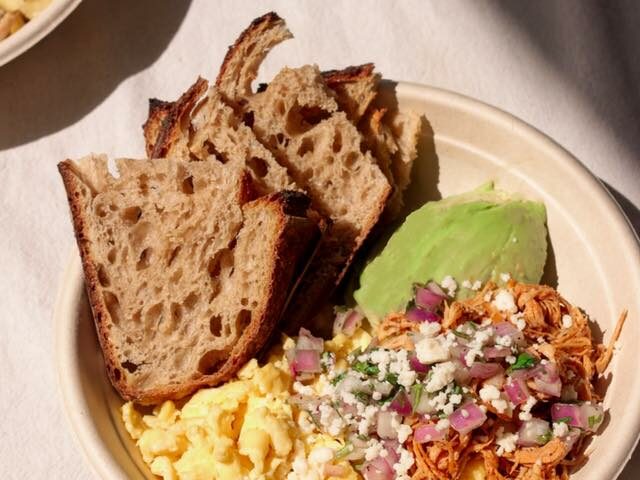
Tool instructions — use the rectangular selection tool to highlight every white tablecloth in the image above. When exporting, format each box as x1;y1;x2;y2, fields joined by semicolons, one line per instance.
1;0;639;478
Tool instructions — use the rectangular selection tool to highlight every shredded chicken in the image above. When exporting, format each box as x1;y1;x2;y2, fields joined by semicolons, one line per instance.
379;281;626;480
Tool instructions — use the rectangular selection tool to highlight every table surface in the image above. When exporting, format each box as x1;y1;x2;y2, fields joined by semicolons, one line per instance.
1;0;639;478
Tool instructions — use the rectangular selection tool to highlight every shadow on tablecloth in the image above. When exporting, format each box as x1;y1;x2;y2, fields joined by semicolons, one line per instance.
0;0;192;151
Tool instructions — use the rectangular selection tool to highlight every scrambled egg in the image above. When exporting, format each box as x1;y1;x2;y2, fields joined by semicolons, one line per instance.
122;337;360;480
0;0;51;19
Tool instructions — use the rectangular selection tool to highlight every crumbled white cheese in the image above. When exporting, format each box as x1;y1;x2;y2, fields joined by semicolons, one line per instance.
393;447;415;480
425;362;457;392
561;314;573;329
415;336;450;365
492;399;509;414
495;335;513;347
435;418;450;431
372;391;382;401
461;280;472;289
518;396;537;422
293;381;315;396
441;275;458;296
496;428;518;456
449;393;462;405
364;439;385;461
510;312;527;331
492;289;518;313
500;272;511;283
479;385;508;413
506;355;516;364
553;421;569;438
419;321;441;337
397;423;413;444
472;280;482;291
479;385;501;402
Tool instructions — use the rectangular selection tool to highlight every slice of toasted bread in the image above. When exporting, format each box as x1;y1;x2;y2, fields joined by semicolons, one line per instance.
215;14;391;332
59;154;319;404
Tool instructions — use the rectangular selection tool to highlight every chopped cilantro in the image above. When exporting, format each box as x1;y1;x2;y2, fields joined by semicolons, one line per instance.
385;373;399;386
354;391;371;402
451;384;463;396
452;329;472;340
555;416;573;424
334;442;353;460
330;372;346;386
466;321;478;330
506;352;537;373
411;384;424;413
353;361;379;376
588;414;603;429
537;431;552;444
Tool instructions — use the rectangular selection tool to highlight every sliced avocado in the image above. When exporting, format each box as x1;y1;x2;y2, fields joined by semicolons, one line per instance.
354;183;547;326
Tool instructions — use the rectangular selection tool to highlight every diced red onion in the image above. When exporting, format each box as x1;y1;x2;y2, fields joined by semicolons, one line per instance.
493;321;525;344
517;418;551;446
483;373;506;390
390;390;412;416
363;457;394;480
449;402;487;436
551;403;586;428
415;286;445;310
292;349;321;373
297;328;324;351
333;309;364;337
373;380;394;396
325;464;347;477
376;411;396;439
414;423;446;443
381;440;400;464
413;390;434;415
451;344;471;365
451;359;472;385
483;346;511;360
581;403;604;432
564;428;582;450
532;362;562;397
504;377;530;405
409;353;430;373
406;307;441;323
469;362;504;379
427;281;447;297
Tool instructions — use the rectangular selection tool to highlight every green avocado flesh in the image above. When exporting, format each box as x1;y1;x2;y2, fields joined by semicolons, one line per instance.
354;183;547;325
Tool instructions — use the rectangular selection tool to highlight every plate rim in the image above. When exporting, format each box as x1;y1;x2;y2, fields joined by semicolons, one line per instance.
0;0;82;67
54;81;640;480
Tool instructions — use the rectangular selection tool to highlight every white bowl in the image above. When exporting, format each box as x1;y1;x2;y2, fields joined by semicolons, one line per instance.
55;82;640;479
0;0;81;67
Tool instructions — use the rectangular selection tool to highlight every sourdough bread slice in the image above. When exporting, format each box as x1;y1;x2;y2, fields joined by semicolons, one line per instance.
59;154;318;404
215;14;391;331
323;65;421;219
142;78;300;197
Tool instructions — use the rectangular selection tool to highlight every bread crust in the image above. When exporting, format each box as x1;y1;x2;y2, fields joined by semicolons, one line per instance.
322;63;375;86
216;11;292;101
150;77;208;159
58;160;131;397
142;99;173;157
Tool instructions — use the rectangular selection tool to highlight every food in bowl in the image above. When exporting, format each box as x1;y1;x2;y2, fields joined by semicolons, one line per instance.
56;10;627;480
0;0;52;40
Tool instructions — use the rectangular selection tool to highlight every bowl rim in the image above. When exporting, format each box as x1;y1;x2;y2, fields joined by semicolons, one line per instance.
54;81;640;479
0;0;82;67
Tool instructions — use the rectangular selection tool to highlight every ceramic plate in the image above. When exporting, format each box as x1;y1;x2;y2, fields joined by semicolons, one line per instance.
55;82;640;479
0;0;81;67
